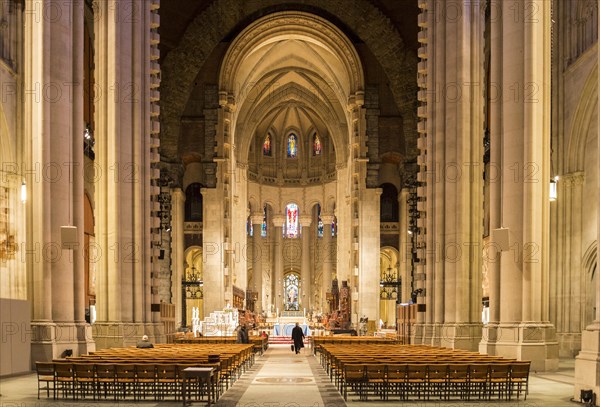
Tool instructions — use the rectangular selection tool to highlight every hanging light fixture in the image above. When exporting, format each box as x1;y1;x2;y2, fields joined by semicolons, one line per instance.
21;181;26;203
549;175;558;201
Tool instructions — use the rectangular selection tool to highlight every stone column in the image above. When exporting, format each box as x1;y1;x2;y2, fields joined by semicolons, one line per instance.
92;0;162;348
272;215;285;314
250;214;264;314
419;0;483;350
25;0;94;361
320;214;335;313
398;189;411;303
171;188;185;328
573;1;600;395
357;190;381;323
482;0;558;371
479;0;504;357
201;188;225;314
300;215;312;312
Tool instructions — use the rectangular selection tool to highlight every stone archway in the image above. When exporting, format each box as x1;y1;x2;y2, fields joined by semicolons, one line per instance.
160;0;417;162
379;247;400;328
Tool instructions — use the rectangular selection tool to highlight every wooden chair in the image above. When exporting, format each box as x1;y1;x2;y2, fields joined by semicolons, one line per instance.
364;364;386;400
95;363;117;401
405;364;427;400
447;363;469;400
53;362;74;400
343;364;365;401
489;363;511;400
134;364;156;401
156;364;179;400
115;364;136;400
35;362;55;399
427;364;448;400
468;364;489;400
73;363;96;400
509;361;531;400
386;364;406;401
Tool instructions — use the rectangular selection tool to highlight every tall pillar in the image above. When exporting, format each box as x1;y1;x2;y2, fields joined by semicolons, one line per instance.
480;0;503;357
573;0;600;394
25;0;94;362
300;216;312;313
418;0;484;350
320;215;335;313
171;188;185;328
250;214;264;314
201;188;225;314
92;0;163;348
482;0;557;371
272;215;285;314
398;189;411;303
357;191;381;323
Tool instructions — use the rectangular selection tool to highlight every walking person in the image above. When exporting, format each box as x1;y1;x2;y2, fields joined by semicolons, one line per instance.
237;324;249;344
291;322;305;354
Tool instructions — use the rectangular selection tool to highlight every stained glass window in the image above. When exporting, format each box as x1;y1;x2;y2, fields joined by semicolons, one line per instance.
285;203;299;238
247;217;253;236
287;134;298;158
263;134;272;156
261;205;267;237
313;133;322;156
317;204;324;238
284;273;300;311
317;204;335;237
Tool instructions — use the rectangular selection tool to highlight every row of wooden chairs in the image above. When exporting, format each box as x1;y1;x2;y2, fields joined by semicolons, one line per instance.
36;361;220;402
336;362;530;402
36;344;256;401
316;344;530;402
312;336;398;354
175;336;268;354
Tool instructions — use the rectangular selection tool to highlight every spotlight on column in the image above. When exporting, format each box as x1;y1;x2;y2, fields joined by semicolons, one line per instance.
549;176;558;201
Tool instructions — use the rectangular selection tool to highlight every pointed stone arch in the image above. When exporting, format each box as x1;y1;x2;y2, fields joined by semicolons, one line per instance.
160;0;417;162
568;63;598;173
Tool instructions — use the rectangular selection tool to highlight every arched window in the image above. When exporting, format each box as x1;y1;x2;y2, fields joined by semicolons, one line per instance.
317;204;324;238
247;217;253;236
261;205;267;237
262;134;272;156
285;203;299;238
287;134;298;158
313;133;322;156
380;183;399;222
185;183;203;222
317;204;335;238
331;217;337;237
284;273;300;311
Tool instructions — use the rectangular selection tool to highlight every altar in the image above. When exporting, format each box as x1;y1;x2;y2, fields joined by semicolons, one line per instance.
274;323;310;336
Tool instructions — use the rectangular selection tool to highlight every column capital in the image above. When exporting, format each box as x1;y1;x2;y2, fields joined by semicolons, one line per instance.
171;188;185;199
250;213;264;225
272;215;286;227
562;171;585;187
321;214;335;225
299;215;312;227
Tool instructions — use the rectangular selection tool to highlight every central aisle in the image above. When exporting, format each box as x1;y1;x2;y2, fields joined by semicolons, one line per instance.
215;344;345;406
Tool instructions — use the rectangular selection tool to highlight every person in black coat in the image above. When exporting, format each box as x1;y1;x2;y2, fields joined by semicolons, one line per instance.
136;335;154;348
237;324;249;344
291;322;305;354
